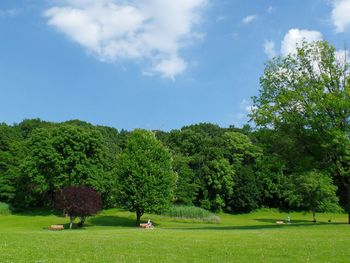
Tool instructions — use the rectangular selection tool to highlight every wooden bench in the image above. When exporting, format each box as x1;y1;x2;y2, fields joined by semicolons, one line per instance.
49;225;64;230
140;223;154;229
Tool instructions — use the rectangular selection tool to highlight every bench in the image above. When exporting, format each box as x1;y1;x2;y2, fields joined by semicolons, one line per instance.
49;225;64;230
140;223;154;229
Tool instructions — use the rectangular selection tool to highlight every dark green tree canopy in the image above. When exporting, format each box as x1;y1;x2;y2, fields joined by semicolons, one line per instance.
19;124;112;207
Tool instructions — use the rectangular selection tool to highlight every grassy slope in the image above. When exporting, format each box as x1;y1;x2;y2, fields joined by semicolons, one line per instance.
0;209;350;262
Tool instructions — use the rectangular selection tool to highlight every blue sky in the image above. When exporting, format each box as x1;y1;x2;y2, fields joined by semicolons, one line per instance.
1;0;350;131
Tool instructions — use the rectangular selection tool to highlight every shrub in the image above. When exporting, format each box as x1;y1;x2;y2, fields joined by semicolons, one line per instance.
162;205;221;223
0;202;11;215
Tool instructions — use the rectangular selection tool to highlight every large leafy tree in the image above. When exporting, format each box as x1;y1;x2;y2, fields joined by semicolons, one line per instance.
251;41;350;221
19;125;112;207
285;171;340;222
115;129;176;225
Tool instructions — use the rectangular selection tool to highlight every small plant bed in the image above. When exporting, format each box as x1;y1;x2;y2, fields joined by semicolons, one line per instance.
0;202;11;215
160;206;221;224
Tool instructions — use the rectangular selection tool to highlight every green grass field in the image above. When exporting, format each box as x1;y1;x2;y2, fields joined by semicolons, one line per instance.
1;209;350;262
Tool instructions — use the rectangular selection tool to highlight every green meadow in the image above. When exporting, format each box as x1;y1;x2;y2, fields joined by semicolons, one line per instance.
1;209;350;262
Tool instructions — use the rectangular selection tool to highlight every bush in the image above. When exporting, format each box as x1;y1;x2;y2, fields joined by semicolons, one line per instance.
0;202;11;215
162;206;221;223
54;186;102;229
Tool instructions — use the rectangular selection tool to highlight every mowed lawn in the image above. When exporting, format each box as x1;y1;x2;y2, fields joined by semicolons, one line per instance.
0;209;350;262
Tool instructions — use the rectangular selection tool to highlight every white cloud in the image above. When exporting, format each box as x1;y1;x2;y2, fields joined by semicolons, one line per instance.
263;40;276;59
153;57;187;80
267;6;276;13
216;15;226;22
0;9;20;17
331;0;350;32
280;29;323;56
242;15;257;24
44;0;207;78
240;99;255;114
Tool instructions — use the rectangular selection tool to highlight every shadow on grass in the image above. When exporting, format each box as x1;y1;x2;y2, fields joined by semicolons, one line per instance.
44;216;137;230
12;209;60;217
255;218;346;225
167;219;346;231
89;216;136;228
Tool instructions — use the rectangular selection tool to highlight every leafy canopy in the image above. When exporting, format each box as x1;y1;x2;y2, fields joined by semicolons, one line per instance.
115;129;176;225
54;186;102;228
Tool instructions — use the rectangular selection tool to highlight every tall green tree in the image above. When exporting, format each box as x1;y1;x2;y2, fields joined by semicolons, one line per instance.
223;132;263;212
171;154;198;205
251;41;350;221
115;129;176;225
199;158;234;211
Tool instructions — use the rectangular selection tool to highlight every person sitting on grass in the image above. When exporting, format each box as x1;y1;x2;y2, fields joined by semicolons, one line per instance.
147;219;153;228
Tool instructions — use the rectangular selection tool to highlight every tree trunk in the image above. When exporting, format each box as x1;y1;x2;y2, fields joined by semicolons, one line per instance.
78;217;86;227
337;176;350;224
343;177;350;224
136;210;142;226
70;216;74;229
312;208;316;223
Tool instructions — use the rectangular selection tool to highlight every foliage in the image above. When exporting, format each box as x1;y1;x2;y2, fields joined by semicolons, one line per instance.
0;202;11;215
54;186;102;228
251;40;350;220
115;129;176;225
285;171;340;222
227;165;261;212
199;158;234;211
0;124;23;203
18;124;113;207
157;124;262;213
161;205;221;223
171;154;198;205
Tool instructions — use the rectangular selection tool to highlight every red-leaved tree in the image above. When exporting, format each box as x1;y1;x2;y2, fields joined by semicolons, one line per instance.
54;186;102;229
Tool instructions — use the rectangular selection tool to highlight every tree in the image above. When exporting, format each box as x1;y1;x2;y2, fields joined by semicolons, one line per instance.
222;132;263;212
251;41;350;221
285;171;340;222
227;165;261;212
115;129;176;226
54;186;102;229
199;158;234;211
171;154;199;205
19;124;113;207
0;124;23;204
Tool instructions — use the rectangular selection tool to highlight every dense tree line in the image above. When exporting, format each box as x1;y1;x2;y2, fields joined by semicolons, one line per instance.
0;41;348;222
0;118;340;216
